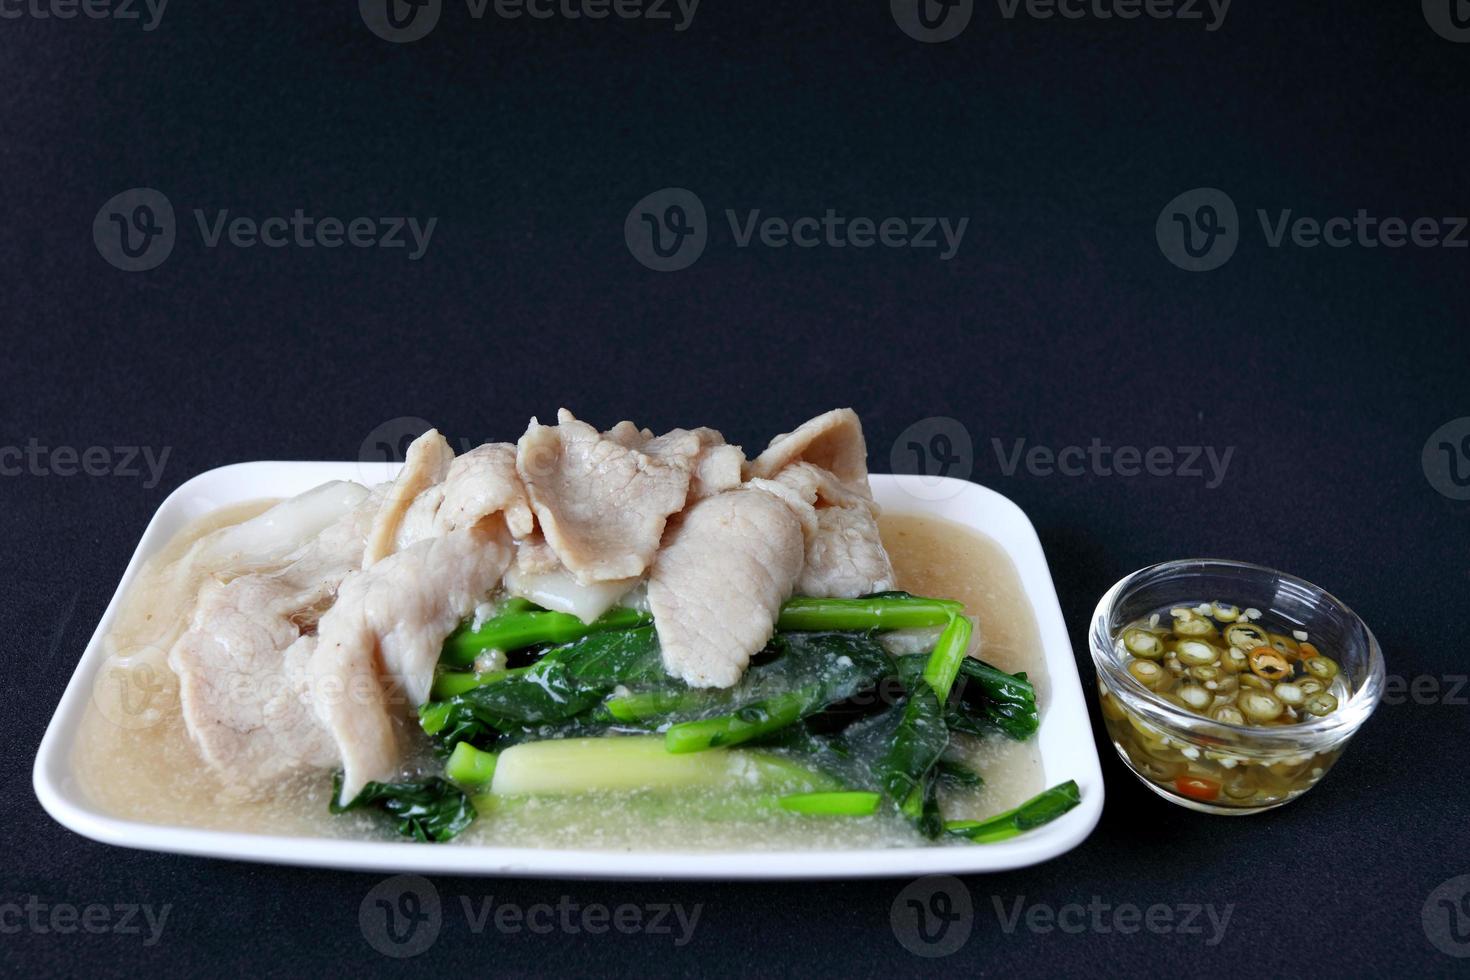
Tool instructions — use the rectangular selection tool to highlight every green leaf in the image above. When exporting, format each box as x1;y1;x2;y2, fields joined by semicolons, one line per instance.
877;684;949;805
330;774;476;842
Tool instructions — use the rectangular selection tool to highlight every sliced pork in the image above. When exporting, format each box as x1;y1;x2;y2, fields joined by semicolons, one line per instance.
747;412;894;598
309;519;515;803
747;407;872;492
516;409;701;583
159;406;900;798
434;443;535;537
648;487;805;688
363;429;454;567
167;489;378;796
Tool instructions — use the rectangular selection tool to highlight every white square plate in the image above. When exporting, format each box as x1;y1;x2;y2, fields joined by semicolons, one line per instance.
34;465;1103;878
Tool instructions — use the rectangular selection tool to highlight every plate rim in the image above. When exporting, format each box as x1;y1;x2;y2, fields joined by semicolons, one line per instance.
33;464;1104;879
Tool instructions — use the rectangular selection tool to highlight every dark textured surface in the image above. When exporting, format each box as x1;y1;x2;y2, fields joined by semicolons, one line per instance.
3;1;1468;976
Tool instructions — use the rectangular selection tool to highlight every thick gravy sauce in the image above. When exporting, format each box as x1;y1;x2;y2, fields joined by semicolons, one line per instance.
73;506;1048;850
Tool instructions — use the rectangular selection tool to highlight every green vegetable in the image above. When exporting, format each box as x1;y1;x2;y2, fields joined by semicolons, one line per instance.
599;687;708;724
945;658;1040;740
877;685;949;805
777;791;882;816
329;773;476;843
920;613;973;701
431;667;521;699
424;628;664;745
935;758;984;791
486;736;834;796
441;604;652;667
776;591;963;632
662;633;892;753
339;587;1073;847
444;742;498;789
945;780;1082;843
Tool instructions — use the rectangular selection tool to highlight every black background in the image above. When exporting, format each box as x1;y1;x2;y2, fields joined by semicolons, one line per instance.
3;0;1469;976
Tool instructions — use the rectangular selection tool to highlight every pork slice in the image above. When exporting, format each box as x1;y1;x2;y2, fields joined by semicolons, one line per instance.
117;481;370;662
310;520;514;803
433;442;535;538
648;488;805;688
167;493;378;796
363;429;454;567
752;462;895;598
392;484;445;552
798;503;896;598
604;420;654;449
516;409;699;583
686;427;746;499
747;408;872;495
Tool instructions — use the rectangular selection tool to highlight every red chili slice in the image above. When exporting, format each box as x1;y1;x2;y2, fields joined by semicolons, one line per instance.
1174;776;1222;802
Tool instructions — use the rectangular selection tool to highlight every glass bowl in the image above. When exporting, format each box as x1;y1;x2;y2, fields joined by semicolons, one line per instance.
1090;559;1384;814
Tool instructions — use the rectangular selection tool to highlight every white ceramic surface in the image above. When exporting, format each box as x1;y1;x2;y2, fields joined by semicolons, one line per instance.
34;464;1103;878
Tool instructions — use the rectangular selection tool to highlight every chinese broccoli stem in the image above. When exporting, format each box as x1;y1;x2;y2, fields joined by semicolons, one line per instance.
920;614;973;701
441;605;652;667
663;689;813;754
945;780;1082;843
777;791;882;816
775;593;963;632
485;736;836;796
431;667;524;700
444;742;498;789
